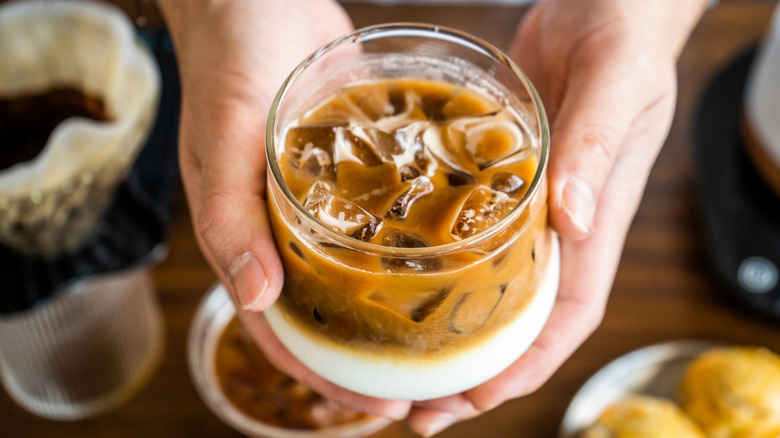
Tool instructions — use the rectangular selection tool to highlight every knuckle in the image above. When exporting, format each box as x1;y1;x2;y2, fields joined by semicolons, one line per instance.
195;193;233;248
523;376;546;396
208;101;262;145
521;343;554;396
580;123;619;168
178;140;203;177
584;302;606;334
551;122;621;173
561;292;606;336
552;122;621;185
581;300;606;336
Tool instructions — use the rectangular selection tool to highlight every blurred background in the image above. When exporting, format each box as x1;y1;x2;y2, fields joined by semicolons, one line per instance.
0;0;778;437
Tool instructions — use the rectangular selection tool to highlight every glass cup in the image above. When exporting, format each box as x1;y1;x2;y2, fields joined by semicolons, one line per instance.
265;23;560;400
0;267;164;420
0;0;166;421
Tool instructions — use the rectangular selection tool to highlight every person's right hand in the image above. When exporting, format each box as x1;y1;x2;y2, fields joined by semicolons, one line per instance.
405;0;708;435
156;0;413;421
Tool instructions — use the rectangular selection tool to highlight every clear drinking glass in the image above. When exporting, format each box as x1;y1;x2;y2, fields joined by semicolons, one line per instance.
264;23;559;400
0;267;164;420
0;1;165;421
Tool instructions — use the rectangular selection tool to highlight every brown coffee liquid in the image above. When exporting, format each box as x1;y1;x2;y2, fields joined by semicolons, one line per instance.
215;316;370;429
0;87;110;171
270;78;550;357
280;79;537;246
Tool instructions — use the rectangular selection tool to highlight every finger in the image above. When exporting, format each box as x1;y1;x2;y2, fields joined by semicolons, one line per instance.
407;406;481;437
237;307;412;420
413;393;476;416
408;410;457;438
175;1;353;313
179;89;284;312
546;46;659;240
466;99;674;411
465;199;618;412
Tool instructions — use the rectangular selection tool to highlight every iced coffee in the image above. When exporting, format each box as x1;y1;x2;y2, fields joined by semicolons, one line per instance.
265;24;559;400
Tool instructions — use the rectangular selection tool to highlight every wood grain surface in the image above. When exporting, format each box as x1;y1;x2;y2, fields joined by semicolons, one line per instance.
1;1;778;437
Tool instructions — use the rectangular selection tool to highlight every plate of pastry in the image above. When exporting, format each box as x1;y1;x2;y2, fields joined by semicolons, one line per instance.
559;340;780;438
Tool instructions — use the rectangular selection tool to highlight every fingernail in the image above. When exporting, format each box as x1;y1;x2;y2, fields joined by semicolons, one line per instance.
229;252;269;311
561;177;595;235
423;413;457;437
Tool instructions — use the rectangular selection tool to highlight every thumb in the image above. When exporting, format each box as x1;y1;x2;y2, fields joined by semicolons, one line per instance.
546;51;652;240
180;93;284;312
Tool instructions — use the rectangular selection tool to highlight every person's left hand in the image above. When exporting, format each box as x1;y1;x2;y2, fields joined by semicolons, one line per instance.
156;0;413;422
405;0;708;435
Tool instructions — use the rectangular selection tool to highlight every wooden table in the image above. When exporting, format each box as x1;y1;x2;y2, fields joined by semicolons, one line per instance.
2;1;779;436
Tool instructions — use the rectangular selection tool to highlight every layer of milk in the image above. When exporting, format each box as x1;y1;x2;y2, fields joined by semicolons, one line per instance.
264;235;560;401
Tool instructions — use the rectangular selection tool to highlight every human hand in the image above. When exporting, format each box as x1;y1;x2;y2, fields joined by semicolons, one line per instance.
156;0;412;420
407;0;708;435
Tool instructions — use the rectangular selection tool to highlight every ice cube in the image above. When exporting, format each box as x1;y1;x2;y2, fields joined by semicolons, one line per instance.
331;126;384;167
375;90;426;133
441;92;499;119
331;126;359;166
450;186;517;240
285;121;394;171
393;121;437;181
411;288;450;322
490;172;525;195
344;128;384;166
297;143;333;177
301;94;374;126
382;227;430;248
345;83;393;121
348;121;436;182
446;169;477;187
380;228;441;271
447;112;532;170
448;284;506;334
287;124;382;176
368;287;450;322
385;176;434;220
303;180;382;242
417;85;453;121
346;125;398;164
285;124;338;164
423;124;473;179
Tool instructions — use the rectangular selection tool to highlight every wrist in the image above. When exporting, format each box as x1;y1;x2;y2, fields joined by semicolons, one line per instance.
658;0;710;58
154;0;222;52
612;0;709;67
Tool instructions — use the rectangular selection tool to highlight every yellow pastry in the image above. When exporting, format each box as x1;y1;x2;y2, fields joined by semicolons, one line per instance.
678;346;780;438
581;395;705;438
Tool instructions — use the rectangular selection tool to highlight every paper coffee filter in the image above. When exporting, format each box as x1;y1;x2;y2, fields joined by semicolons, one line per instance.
0;0;159;196
0;0;159;255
